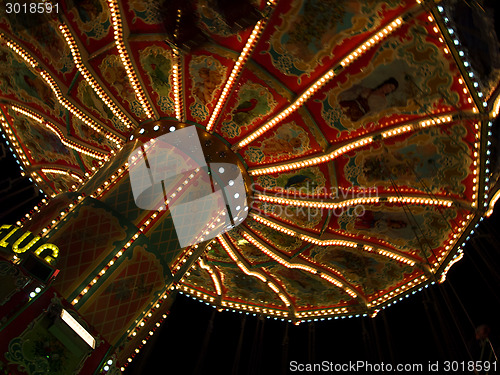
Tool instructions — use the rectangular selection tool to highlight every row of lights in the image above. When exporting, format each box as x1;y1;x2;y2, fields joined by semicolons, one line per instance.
172;49;184;121
45;121;108;160
422;11;479;114
251;213;355;247
218;235;267;282
206;18;267;132
485;189;500;218
386;196;453;207
364;245;416;267
381;124;413;138
256;193;453;209
236;16;404;149
172;245;198;275
198;258;222;295
241;231;358;298
300;233;357;248
241;231;324;275
418;114;454;129
224;235;294;307
436;5;485;109
256;194;380;210
250;212;419;268
249;137;373;176
220;299;288;317
433;107;498;287
0;33;123;146
481;121;493;210
471;123;481;207
250;212;354;247
295;307;349;319
437;215;471;269
491;94;500;118
367;275;428;308
127;293;170;341
296;253;347;280
249;114;455;176
75;170;205;304
439;252;464;283
40;195;85;237
58;24;133;129
43;69;123;146
182;291;291;318
71;221;150;305
456;78;477;113
250;213;297;237
16;197;50;228
128;291;171;335
320;273;358;298
177;288;295;320
0;34;38;68
11;105;108;160
178;286;217;304
91;140;166;200
340;17;403;67
10;105;43;124
218;235;293;308
107;0;155;119
268;282;292;307
89;162;129;199
121;310;170;372
237;69;336;149
41;168;83;184
377;249;416;266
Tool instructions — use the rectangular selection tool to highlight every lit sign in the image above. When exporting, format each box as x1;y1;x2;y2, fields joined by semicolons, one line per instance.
60;309;96;349
0;224;59;264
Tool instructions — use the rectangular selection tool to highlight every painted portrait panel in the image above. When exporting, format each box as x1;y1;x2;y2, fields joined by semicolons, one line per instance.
244;121;311;163
188;55;227;122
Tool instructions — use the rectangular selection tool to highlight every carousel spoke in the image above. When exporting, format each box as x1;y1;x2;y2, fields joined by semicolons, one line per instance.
218;233;294;312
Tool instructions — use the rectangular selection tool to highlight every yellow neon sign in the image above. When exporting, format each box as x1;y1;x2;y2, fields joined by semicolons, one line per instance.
0;225;59;264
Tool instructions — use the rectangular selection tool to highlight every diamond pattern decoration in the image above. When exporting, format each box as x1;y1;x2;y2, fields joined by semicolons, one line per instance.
146;211;182;268
48;204;129;298
101;176;145;224
78;245;164;345
24;193;78;236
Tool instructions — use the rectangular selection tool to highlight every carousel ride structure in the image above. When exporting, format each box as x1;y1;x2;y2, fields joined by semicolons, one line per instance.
0;0;500;373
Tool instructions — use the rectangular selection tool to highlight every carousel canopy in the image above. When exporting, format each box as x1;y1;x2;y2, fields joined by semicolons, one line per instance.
1;0;499;323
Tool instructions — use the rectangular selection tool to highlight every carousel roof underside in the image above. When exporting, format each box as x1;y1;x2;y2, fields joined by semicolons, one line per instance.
1;0;499;322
